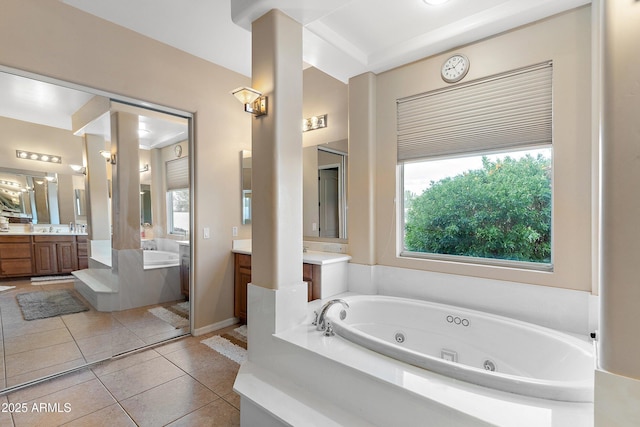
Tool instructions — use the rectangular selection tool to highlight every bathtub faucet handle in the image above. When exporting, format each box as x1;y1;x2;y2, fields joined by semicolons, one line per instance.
315;299;349;332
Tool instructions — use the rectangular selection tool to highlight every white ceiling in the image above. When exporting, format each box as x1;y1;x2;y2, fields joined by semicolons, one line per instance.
63;0;590;83
1;0;590;144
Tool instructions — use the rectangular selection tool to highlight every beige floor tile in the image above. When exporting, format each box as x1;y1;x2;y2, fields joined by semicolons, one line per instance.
99;356;185;401
63;317;125;340
4;327;73;355
6;358;87;388
124;317;180;340
164;341;237;374
141;327;189;345
90;349;160;377
75;328;145;358
167;398;240;427
222;391;241;410
3;317;66;339
154;334;202;355
61;403;136;426
188;359;240;396
121;375;217;427
12;378;116;427
8;369;96;405
6;341;84;377
0;395;15;427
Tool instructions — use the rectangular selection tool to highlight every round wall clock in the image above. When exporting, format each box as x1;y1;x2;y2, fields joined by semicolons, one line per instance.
174;144;183;158
441;54;470;83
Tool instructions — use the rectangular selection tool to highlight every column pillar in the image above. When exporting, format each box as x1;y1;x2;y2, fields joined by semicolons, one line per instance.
596;0;640;425
247;9;306;360
110;111;141;252
84;134;111;241
251;10;303;292
347;72;377;266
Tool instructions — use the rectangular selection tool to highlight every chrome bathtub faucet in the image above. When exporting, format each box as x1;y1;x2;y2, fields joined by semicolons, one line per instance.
313;299;349;332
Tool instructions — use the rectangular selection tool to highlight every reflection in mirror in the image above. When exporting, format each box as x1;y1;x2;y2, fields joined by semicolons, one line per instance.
75;189;87;216
0;69;192;392
241;150;252;224
303;140;348;240
0;169;65;224
140;184;151;225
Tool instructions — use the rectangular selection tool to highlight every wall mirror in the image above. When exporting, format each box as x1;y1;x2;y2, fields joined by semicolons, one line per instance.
241;139;348;240
303;140;348;240
0;168;74;224
241;150;251;225
0;68;193;393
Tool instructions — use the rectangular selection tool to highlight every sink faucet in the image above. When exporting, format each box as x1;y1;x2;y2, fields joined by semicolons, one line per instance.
313;299;349;332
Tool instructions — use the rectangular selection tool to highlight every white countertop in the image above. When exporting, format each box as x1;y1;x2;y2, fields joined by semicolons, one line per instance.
0;231;88;236
232;246;351;265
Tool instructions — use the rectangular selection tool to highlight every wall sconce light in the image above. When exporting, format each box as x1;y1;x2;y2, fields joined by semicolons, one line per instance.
302;114;327;132
139;164;149;173
69;164;87;175
231;87;268;116
99;150;116;165
16;150;62;164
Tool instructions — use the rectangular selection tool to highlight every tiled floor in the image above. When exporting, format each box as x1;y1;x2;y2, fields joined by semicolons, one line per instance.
0;326;242;426
0;279;190;389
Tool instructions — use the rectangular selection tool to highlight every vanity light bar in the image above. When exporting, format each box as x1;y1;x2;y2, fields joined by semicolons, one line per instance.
302;114;327;132
0;180;21;188
16;150;62;164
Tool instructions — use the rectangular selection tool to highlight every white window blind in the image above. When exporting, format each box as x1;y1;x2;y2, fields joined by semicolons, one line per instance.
166;157;189;190
397;62;552;162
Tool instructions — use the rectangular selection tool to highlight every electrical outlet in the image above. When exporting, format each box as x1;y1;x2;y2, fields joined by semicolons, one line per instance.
203;227;210;239
312;222;317;231
232;226;238;237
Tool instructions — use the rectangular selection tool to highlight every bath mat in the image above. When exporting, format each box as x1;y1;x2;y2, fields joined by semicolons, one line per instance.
31;275;76;285
201;335;247;364
148;301;190;329
16;289;89;320
200;325;247;364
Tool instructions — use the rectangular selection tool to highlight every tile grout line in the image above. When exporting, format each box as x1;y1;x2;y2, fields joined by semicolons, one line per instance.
91;373;140;427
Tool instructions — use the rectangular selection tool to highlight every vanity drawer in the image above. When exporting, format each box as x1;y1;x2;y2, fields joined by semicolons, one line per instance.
0;258;33;276
0;235;31;244
33;235;75;243
77;243;88;257
236;253;252;268
0;243;32;259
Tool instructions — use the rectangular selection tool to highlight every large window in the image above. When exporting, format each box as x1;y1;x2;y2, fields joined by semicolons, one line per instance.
166;156;189;235
398;62;553;269
168;189;189;235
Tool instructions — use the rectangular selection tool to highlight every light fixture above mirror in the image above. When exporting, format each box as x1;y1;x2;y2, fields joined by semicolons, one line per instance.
16;150;62;164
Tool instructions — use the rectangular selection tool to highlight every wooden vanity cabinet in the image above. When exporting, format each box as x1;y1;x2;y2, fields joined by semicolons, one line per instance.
0;235;33;277
33;235;78;275
76;235;89;270
234;253;320;323
179;244;190;299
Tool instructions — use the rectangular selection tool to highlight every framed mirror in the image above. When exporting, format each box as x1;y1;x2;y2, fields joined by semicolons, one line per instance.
241;150;252;225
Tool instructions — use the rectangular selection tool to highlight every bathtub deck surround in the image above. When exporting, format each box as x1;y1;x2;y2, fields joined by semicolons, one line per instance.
235;292;594;427
74;239;185;312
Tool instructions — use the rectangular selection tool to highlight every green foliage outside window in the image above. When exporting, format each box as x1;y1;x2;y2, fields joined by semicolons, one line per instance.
404;154;551;263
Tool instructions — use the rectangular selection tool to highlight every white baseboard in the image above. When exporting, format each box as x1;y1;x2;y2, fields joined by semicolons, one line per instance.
192;317;239;336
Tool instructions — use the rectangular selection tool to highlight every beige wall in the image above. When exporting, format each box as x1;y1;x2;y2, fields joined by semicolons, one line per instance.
358;7;593;291
302;67;348;148
0;0;251;329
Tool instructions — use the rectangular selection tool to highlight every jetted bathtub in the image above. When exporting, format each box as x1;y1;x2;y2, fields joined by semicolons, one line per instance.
326;295;594;402
143;250;179;269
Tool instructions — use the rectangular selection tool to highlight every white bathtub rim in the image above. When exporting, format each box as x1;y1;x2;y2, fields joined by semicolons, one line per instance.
326;294;595;403
142;250;179;269
275;312;593;426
